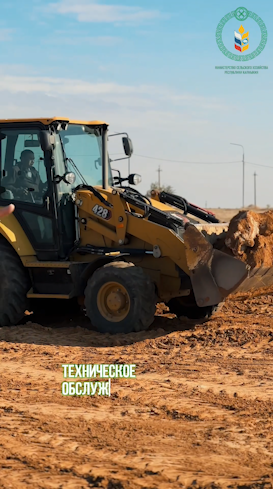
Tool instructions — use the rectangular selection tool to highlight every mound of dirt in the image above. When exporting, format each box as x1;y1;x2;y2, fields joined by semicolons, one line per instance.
223;210;273;268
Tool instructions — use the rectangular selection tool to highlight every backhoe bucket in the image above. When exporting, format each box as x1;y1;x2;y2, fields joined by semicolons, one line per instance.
183;224;249;307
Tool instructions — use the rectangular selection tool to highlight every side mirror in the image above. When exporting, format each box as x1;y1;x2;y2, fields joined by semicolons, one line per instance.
40;131;55;152
122;137;133;157
128;173;142;186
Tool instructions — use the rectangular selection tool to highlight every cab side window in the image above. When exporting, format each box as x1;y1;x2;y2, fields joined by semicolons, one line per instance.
0;130;48;205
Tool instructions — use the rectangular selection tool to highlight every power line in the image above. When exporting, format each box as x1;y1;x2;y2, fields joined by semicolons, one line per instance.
134;154;241;164
246;161;273;169
110;152;273;168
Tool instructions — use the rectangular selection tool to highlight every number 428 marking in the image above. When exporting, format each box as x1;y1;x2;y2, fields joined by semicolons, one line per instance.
92;204;111;220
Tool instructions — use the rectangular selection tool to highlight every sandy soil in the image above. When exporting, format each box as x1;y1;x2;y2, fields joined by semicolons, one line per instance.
0;294;272;489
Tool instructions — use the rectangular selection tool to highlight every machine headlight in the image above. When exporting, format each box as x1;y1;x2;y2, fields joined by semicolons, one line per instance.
128;173;142;186
64;172;76;185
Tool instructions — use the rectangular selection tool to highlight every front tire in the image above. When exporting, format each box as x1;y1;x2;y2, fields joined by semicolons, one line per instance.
84;261;157;334
0;239;30;326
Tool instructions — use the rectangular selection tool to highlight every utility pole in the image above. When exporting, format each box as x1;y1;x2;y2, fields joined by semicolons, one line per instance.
230;143;245;208
254;171;257;206
157;165;162;189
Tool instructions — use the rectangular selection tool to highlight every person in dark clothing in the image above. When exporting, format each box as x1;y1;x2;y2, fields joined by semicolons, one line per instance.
4;150;46;202
3;151;50;241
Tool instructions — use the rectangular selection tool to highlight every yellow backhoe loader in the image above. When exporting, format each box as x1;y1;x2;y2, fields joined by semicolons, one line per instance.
0;118;265;333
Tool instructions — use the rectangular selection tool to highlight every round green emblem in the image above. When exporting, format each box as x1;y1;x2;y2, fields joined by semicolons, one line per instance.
234;7;249;21
216;7;267;61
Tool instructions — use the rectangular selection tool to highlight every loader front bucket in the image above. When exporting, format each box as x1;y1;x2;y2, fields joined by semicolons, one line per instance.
233;266;273;293
183;223;249;307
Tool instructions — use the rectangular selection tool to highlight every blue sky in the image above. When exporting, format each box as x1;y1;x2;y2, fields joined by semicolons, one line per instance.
0;0;272;207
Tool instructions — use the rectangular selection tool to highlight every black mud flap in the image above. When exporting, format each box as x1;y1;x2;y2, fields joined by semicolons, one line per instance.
183;224;249;307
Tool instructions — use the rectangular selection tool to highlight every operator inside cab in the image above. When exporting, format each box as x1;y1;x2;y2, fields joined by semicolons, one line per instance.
4;150;47;202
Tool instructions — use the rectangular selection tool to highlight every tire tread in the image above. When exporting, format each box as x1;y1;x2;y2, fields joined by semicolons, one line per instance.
84;261;157;334
0;239;30;326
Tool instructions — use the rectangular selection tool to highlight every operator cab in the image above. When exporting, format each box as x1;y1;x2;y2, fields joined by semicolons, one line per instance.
0;118;136;261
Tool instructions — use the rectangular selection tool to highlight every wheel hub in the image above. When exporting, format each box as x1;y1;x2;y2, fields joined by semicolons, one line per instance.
97;281;130;322
106;290;126;311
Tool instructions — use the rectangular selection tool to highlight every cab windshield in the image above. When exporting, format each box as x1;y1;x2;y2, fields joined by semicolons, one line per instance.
58;124;112;187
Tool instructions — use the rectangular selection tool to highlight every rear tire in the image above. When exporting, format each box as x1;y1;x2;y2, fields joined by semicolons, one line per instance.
84;261;157;334
0;239;30;326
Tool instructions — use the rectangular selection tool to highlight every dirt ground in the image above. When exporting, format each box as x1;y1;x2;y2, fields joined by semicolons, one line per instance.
0;291;272;489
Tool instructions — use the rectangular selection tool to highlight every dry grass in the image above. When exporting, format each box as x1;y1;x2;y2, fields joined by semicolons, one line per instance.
207;206;272;222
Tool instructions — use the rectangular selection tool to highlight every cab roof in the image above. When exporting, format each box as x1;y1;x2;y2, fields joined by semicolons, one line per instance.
0;117;108;126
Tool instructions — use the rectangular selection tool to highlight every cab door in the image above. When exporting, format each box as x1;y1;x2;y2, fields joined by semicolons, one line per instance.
0;125;60;261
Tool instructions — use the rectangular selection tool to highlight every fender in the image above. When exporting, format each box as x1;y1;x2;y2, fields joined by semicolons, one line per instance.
0;212;35;258
69;255;130;296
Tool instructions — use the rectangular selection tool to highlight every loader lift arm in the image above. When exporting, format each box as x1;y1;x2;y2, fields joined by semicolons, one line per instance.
156;191;220;224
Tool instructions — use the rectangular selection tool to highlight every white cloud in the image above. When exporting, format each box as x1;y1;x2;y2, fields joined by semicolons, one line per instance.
0;28;14;41
46;0;161;23
44;35;121;46
0;75;134;95
0;73;269;207
0;73;230;115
